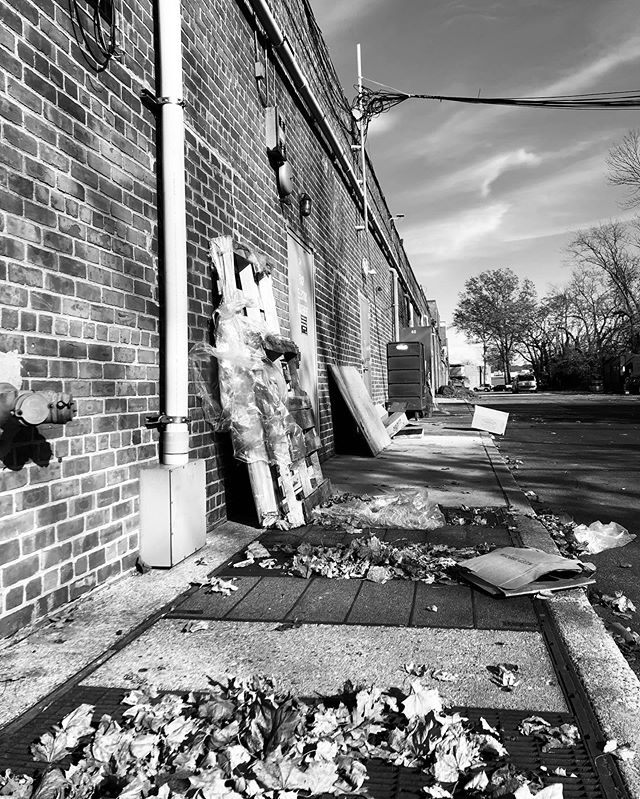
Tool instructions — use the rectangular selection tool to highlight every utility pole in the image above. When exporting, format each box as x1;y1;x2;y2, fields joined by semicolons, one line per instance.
355;43;368;240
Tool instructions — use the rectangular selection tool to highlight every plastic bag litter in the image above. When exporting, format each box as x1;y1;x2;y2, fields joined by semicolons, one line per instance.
572;520;636;555
313;487;445;530
189;293;306;465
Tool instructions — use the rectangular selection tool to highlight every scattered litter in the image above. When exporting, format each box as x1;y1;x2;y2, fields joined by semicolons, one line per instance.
135;555;152;574
518;716;580;751
603;740;636;761
458;547;595;597
313;487;445;530
592;590;636;618
572;520;635;554
431;669;458;682
403;662;428;677
181;620;209;634
206;576;239;595
609;622;640;646
274;621;303;632
286;535;493;584
488;663;520;691
618;562;633;569
523;490;539;502
48;609;75;629
8;674;569;799
425;604;438;613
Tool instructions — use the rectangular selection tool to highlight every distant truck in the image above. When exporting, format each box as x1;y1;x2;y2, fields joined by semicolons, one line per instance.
512;372;537;393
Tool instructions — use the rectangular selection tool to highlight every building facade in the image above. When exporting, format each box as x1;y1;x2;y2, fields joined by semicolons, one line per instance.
0;0;437;636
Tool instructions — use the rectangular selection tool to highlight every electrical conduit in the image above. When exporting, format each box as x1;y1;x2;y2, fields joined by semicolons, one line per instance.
247;0;401;275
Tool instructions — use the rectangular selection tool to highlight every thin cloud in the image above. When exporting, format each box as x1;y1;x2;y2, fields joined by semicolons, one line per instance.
416;33;640;158
423;148;541;198
405;202;509;260
537;34;640;96
312;0;386;36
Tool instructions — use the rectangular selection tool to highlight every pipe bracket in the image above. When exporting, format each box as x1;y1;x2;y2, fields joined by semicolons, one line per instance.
145;414;190;430
141;88;185;110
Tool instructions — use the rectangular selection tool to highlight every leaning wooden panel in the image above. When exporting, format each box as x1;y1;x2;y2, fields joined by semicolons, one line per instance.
327;364;392;456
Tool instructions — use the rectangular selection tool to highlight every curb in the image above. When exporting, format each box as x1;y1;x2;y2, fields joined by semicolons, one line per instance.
481;430;640;795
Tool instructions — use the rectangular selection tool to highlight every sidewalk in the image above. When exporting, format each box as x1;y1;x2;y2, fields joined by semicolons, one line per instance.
1;400;639;796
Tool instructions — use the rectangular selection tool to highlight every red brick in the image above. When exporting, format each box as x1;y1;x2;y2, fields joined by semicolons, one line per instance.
36;501;68;527
5;585;24;611
0;539;20;566
3;554;40;587
18;485;50;509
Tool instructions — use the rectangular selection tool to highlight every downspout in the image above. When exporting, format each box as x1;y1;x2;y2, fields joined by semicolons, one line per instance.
247;0;402;278
156;0;189;466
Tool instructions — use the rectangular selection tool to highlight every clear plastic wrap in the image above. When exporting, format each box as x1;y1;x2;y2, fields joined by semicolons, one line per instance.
189;295;306;465
313;487;445;530
572;520;636;554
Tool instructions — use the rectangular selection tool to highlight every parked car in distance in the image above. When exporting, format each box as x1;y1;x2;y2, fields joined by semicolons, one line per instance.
513;373;537;393
473;384;493;392
492;384;511;392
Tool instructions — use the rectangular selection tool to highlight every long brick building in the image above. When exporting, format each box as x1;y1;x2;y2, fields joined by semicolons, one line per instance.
0;0;442;637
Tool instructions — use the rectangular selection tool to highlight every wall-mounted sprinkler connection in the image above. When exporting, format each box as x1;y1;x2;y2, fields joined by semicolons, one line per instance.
0;383;76;427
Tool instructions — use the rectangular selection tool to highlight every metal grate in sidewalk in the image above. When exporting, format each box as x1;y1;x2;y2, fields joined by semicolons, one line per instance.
0;687;613;798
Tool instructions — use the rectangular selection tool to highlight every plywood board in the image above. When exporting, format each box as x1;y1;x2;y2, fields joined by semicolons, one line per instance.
328;364;391;456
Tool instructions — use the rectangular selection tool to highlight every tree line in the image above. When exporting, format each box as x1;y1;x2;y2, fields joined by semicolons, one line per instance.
453;130;640;389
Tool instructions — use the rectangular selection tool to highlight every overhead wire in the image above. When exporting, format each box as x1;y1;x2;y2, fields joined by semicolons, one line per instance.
355;83;640;129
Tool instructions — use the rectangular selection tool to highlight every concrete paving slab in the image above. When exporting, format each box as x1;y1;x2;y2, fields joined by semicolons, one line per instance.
0;521;259;726
82;618;567;711
283;577;360;623
473;592;539;631
411;583;474;628
322;431;508;507
346;580;415;626
225;575;308;621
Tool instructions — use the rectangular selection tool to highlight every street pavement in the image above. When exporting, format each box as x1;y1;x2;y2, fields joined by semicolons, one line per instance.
1;398;639;796
480;391;640;681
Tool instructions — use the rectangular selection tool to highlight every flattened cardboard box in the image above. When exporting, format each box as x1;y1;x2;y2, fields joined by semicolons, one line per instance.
458;546;596;597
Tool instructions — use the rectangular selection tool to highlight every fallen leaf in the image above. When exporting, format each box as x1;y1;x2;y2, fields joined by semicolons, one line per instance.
182;620;210;634
207;577;239;595
402;681;442;719
431;669;457;683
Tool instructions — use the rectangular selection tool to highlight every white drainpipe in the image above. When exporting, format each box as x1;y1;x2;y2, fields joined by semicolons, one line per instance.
156;0;189;466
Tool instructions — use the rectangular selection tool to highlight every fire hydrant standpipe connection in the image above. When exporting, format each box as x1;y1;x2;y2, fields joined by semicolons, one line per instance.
0;383;76;427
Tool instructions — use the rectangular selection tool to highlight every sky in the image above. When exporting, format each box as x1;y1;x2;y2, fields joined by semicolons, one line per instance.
309;0;640;361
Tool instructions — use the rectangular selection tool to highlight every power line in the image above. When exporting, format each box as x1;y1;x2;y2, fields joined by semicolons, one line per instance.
354;83;640;128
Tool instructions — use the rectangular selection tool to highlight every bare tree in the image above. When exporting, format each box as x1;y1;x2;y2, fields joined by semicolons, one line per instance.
566;221;640;350
607;129;640;208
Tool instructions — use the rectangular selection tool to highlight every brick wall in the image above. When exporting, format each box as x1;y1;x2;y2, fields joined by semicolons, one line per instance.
0;0;431;637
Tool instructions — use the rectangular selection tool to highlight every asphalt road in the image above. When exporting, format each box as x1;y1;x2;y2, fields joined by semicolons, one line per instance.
478;391;640;675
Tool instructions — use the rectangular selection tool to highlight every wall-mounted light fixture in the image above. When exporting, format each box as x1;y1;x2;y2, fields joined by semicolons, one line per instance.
299;192;312;217
389;213;405;222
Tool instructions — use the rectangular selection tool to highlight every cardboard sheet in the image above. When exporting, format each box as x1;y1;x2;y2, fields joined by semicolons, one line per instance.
471;405;509;435
458;546;596;597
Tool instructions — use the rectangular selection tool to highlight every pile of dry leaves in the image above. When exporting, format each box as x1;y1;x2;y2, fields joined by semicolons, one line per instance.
0;677;565;799
285;535;493;584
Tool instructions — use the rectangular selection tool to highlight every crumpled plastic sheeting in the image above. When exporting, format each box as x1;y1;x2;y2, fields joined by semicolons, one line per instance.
189;295;305;465
573;520;636;554
313;487;445;530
